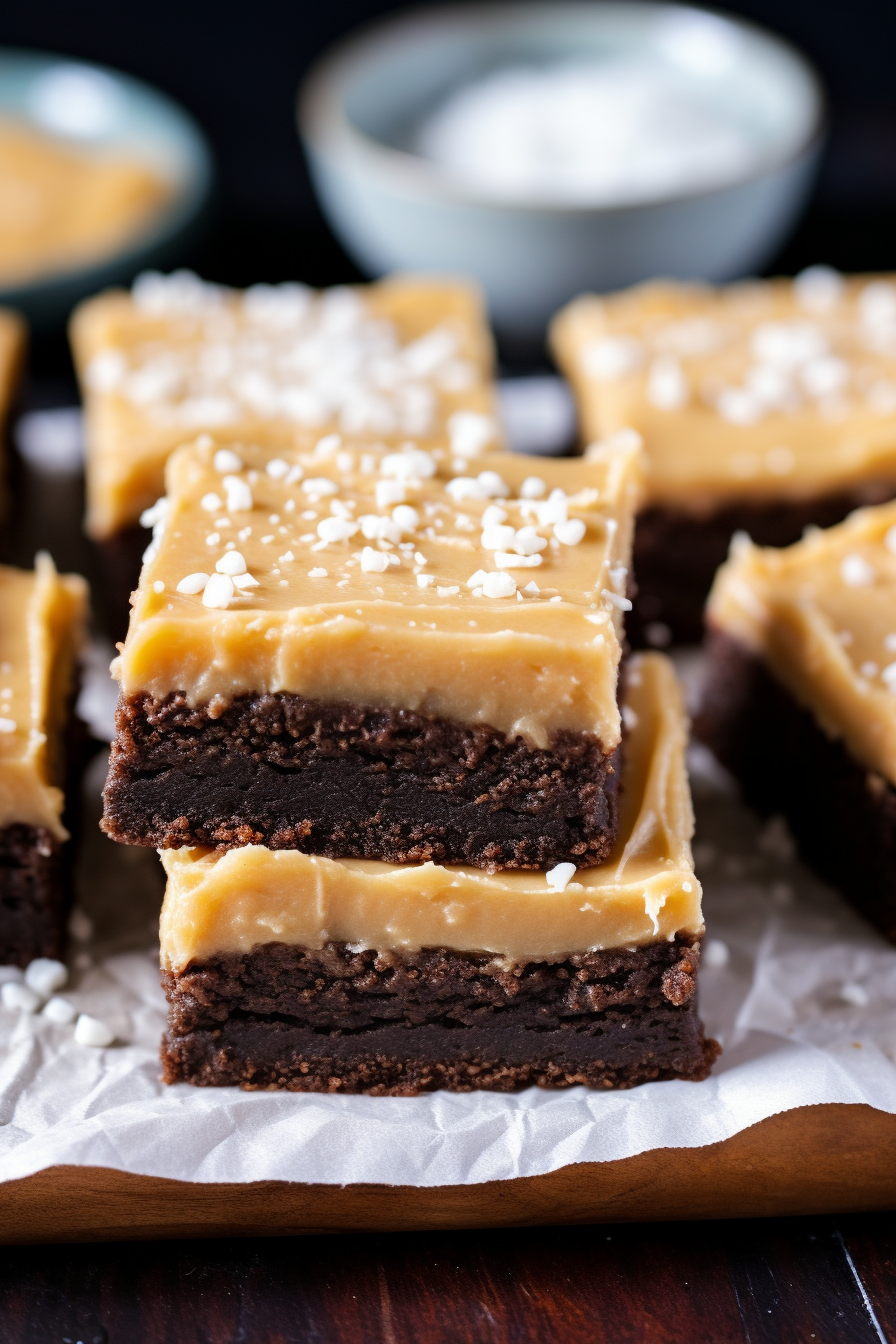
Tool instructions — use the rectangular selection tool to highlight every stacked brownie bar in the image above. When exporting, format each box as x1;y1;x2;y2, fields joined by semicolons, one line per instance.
70;272;500;627
698;502;896;944
0;554;88;966
552;270;896;643
159;652;717;1093
104;426;718;1092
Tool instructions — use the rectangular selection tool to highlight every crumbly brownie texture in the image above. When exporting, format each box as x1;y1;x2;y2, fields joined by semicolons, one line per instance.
103;692;621;870
0;824;68;967
161;937;718;1094
696;630;896;943
632;481;896;646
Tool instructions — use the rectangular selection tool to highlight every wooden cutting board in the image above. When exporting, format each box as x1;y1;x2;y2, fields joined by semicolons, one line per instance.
3;1103;895;1244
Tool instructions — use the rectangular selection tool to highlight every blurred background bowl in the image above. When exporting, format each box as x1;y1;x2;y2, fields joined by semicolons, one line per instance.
299;2;824;341
0;48;213;331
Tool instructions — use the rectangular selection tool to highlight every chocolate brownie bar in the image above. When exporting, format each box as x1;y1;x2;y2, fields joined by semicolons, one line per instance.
160;652;719;1093
697;501;896;941
553;270;896;642
71;272;500;543
103;432;642;869
0;556;88;966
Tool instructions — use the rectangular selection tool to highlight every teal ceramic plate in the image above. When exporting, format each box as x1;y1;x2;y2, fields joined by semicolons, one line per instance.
0;49;213;330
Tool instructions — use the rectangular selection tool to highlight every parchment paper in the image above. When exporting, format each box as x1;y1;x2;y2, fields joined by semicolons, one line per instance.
2;728;896;1188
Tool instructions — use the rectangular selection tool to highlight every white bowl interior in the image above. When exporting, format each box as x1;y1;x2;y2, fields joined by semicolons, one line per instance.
332;3;821;201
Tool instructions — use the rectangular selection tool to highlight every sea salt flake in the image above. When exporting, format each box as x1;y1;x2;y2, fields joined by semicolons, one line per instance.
360;547;390;573
546;862;576;892
176;572;209;594
74;1014;115;1047
481;571;516;599
202;573;235;608
215;551;247;576
841;553;875;587
213;449;243;474
554;518;586;546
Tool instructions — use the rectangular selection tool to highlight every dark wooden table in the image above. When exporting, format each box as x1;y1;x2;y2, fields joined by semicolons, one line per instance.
1;1214;893;1343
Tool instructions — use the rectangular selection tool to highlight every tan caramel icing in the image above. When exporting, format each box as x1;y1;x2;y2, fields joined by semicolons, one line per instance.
115;432;642;749
707;499;896;787
0;555;88;839
0;121;170;289
553;273;896;508
159;652;700;969
71;273;500;538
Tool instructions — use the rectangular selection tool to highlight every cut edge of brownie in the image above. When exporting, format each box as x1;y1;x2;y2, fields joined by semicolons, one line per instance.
0;824;69;968
631;479;896;647
161;936;718;1094
695;627;896;944
102;691;622;870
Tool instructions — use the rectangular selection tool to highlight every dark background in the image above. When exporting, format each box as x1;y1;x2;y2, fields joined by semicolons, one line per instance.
3;0;896;290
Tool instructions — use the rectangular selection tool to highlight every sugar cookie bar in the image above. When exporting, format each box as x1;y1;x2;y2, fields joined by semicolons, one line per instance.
160;652;717;1094
0;556;88;966
103;431;642;870
553;271;896;642
698;502;896;941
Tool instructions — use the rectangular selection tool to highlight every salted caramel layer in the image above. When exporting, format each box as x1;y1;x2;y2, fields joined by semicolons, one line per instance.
115;434;641;749
0;120;170;290
707;500;896;786
71;272;500;538
0;555;88;838
553;273;896;508
159;652;699;969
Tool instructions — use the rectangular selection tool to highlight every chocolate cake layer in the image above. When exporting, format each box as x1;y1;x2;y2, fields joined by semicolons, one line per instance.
0;824;68;967
103;692;621;869
632;481;896;646
696;630;896;943
162;938;717;1094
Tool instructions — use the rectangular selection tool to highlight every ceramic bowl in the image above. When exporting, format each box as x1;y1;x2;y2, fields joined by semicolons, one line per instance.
0;49;213;330
299;2;824;339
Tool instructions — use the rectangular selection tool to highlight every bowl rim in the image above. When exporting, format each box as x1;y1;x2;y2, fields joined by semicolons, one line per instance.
299;0;826;217
0;45;214;304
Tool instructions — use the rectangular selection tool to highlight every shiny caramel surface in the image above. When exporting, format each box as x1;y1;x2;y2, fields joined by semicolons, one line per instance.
553;273;896;509
0;555;88;838
159;652;700;968
115;432;642;749
71;272;500;537
708;499;896;785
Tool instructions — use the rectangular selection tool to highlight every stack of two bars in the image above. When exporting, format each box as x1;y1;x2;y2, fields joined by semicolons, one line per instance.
100;362;717;1097
102;427;719;1095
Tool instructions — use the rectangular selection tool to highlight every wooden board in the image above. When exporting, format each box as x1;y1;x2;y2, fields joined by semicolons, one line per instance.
3;1103;896;1244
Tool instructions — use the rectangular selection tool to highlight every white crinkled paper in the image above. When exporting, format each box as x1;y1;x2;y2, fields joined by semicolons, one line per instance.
2;739;896;1189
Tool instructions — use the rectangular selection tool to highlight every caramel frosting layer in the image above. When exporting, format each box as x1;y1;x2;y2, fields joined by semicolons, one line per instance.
71;272;500;537
553;272;896;508
0;555;88;838
707;499;896;786
159;652;700;969
115;433;641;749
